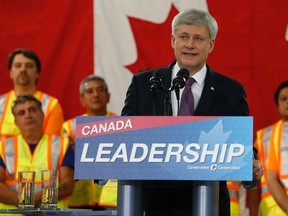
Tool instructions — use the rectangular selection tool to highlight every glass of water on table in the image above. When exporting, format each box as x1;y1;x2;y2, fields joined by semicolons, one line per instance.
18;171;36;209
41;170;59;209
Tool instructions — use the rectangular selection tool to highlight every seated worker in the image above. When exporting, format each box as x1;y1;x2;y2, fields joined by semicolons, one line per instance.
62;74;117;209
0;95;74;211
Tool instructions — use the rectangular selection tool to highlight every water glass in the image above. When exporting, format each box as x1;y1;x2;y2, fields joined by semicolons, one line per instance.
18;171;36;209
41;170;59;208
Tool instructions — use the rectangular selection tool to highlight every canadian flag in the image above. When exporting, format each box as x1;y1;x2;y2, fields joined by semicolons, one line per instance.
0;0;288;133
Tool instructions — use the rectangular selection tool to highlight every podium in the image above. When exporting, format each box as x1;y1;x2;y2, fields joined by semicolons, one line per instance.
75;116;253;216
117;180;219;216
117;180;143;216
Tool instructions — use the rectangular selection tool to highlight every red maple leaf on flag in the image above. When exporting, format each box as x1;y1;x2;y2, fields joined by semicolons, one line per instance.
126;4;179;74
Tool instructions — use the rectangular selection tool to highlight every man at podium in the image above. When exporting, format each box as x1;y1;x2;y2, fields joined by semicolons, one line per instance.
122;8;263;216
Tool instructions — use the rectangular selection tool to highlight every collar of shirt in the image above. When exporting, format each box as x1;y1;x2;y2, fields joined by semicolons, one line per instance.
171;63;207;116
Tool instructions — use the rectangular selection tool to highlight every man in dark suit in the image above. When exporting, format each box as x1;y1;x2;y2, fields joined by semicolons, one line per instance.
121;8;263;216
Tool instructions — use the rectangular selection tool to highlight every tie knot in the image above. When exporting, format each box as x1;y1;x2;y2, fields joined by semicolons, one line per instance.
186;77;195;87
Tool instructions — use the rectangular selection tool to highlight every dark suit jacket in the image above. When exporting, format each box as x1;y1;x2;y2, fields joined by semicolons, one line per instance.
121;61;249;216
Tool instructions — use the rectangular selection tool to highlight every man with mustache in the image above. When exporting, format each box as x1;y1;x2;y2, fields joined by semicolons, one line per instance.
0;48;64;139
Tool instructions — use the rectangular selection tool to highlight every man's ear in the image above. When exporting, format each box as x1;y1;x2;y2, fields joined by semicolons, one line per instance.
208;39;215;54
171;35;176;49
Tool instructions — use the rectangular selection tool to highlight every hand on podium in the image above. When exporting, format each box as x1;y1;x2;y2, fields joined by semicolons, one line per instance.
242;147;264;189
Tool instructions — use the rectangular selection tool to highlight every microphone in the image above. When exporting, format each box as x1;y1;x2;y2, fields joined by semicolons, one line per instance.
172;68;189;101
172;68;189;89
149;70;162;92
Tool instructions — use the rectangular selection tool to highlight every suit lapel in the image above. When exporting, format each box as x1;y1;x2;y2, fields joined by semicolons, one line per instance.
194;66;217;116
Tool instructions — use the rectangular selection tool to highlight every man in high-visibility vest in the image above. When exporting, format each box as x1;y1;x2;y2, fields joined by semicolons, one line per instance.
62;74;117;209
248;81;288;216
0;48;64;139
266;81;288;215
0;95;75;212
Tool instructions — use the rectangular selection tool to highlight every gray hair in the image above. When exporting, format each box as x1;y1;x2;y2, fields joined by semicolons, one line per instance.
79;74;108;96
172;8;218;40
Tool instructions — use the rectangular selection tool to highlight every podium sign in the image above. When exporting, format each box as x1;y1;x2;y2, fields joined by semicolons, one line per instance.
75;116;253;181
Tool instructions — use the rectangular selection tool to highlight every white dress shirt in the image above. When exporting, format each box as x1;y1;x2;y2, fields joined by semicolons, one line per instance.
171;62;207;116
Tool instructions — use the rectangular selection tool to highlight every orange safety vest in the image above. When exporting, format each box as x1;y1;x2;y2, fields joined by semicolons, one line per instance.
0;90;64;138
62;112;118;208
255;122;280;216
267;120;288;216
0;134;70;211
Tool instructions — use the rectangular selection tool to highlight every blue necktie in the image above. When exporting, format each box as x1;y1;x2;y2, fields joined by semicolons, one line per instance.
178;77;195;116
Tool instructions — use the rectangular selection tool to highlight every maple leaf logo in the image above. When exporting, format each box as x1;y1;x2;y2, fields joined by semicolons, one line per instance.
125;4;179;74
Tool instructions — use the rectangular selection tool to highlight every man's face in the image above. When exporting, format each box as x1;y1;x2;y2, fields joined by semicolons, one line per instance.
171;24;214;74
14;101;44;133
80;80;110;114
10;53;39;86
278;87;288;120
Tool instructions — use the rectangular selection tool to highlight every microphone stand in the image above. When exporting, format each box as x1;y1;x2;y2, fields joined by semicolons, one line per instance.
173;86;181;115
163;89;172;116
150;82;172;116
152;91;157;116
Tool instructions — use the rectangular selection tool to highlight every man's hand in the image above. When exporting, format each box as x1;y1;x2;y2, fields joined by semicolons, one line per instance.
253;159;264;181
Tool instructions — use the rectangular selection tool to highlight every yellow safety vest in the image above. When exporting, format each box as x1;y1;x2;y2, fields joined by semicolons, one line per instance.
0;90;64;138
0;134;70;211
62;112;117;208
255;122;280;215
267;121;288;216
227;181;241;216
98;180;117;208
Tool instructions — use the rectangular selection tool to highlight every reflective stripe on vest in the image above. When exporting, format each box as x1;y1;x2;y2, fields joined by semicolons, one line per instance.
0;92;13;135
0;94;8;124
279;123;288;177
281;179;288;187
51;135;61;169
69;118;76;142
41;93;50;113
228;190;239;203
5;137;15;180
